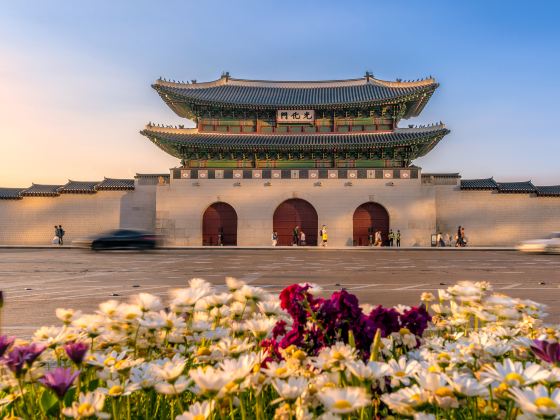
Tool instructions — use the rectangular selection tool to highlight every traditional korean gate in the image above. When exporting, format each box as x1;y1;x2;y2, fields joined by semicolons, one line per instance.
202;202;238;246
273;199;318;246
353;202;390;246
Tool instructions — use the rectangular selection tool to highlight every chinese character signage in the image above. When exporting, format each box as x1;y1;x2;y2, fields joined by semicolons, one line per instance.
276;110;315;123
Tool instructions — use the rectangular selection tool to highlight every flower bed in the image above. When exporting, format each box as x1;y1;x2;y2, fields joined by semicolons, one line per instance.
0;279;557;419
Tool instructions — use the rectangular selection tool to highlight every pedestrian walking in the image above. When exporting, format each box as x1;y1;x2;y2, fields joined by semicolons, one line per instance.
437;232;446;247
368;227;374;246
299;230;306;246
456;226;462;247
374;230;382;246
53;225;60;245
271;231;278;247
58;224;65;246
388;229;394;247
320;225;328;247
396;230;401;247
292;225;299;246
218;226;224;246
461;226;467;247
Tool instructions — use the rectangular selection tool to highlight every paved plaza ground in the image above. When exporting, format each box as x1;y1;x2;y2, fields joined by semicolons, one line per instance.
1;248;559;337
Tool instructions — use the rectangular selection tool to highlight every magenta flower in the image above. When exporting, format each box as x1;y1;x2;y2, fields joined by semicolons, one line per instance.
400;305;431;336
64;342;89;365
0;336;15;357
4;343;45;376
39;367;80;399
531;340;560;365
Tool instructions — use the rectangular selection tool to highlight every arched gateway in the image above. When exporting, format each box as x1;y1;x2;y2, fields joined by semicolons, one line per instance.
273;199;318;246
202;202;238;246
353;202;390;246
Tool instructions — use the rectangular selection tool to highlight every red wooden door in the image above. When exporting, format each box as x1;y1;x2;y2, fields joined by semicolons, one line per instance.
202;202;237;246
273;199;318;246
353;202;389;246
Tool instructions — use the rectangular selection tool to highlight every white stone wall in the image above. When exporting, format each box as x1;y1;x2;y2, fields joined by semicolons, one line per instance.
1;176;558;247
156;176;436;247
434;185;560;246
0;186;157;245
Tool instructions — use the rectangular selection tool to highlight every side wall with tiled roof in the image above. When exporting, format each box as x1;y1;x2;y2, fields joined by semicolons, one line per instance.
434;185;560;246
0;186;157;245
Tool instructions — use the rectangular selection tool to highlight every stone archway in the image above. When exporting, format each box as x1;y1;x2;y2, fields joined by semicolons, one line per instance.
353;202;390;246
273;199;318;246
202;202;238;246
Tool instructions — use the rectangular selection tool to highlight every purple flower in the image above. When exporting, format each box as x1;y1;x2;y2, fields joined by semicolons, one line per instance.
64;342;89;365
3;343;46;376
400;305;431;337
272;320;287;339
0;336;15;357
366;306;401;338
531;340;560;365
39;367;79;399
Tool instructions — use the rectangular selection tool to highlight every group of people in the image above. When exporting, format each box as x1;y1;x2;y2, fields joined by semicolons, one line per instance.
435;226;467;247
52;224;65;245
368;228;401;247
271;225;329;247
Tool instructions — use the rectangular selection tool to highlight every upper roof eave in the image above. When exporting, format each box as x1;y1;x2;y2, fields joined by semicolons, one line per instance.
152;74;439;117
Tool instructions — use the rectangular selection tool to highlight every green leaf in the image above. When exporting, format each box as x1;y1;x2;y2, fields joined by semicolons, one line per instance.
40;390;59;415
64;387;77;407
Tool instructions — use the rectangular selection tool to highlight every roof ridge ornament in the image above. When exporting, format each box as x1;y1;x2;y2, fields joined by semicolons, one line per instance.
364;71;373;81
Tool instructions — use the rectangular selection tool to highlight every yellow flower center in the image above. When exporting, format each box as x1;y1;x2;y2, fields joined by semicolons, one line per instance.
435;387;454;398
103;357;116;367
197;347;211;356
332;351;345;361
275;367;287;376
399;327;411;335
428;365;439;373
437;353;451;361
114;360;127;370
504;372;525;385
333;399;352;410
394;370;406;377
108;385;124;396
193;415;205;420
293;350;306;361
535;397;557;409
410;393;422;403
224;381;236;392
77;402;93;415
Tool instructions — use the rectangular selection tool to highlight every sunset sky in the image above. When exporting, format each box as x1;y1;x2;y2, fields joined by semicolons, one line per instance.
1;0;560;187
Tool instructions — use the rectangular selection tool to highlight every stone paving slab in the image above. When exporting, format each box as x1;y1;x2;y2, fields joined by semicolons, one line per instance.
0;248;558;337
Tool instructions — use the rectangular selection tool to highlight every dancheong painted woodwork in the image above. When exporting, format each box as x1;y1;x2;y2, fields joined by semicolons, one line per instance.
141;71;449;168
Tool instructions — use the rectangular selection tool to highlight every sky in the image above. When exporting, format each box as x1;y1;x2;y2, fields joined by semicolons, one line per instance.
1;0;560;187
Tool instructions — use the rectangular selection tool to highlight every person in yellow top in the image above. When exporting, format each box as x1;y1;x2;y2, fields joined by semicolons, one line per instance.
320;225;328;247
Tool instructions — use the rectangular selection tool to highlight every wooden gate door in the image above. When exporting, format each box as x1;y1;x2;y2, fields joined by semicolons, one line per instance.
273;199;318;246
353;202;389;246
202;202;238;246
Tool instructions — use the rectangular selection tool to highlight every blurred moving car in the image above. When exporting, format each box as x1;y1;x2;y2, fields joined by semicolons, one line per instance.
517;232;560;254
74;229;159;250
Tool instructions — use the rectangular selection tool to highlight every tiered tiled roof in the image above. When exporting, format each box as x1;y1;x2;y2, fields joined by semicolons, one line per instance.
141;124;449;159
535;185;560;197
21;184;62;197
497;181;535;193
460;178;498;190
153;74;438;118
0;188;26;200
59;181;100;193
96;178;135;190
